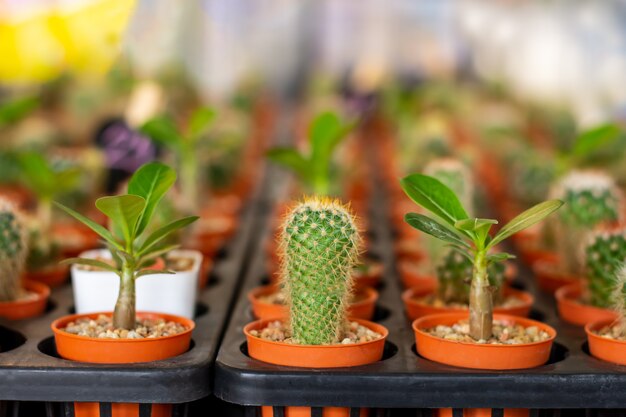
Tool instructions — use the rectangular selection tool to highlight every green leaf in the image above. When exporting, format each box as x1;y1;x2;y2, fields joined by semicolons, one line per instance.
136;269;175;278
404;213;469;247
95;195;146;245
0;96;39;127
446;245;474;262
138;216;199;255
455;218;498;246
139;244;180;264
54;202;122;250
487;252;516;263
572;124;622;159
489;199;564;248
400;173;469;226
60;257;119;273
266;147;310;179
18;152;80;199
187;107;216;139
128;162;177;235
140;116;182;150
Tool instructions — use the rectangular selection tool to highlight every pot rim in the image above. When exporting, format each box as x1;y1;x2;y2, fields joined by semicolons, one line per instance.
413;312;556;348
244;317;388;349
0;280;50;307
51;311;196;343
585;318;626;345
556;282;614;313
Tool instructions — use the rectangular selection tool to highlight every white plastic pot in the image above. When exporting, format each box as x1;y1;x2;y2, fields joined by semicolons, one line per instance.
71;249;202;319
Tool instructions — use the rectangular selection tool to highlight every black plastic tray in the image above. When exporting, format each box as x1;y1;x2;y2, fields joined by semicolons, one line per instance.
0;176;267;408
214;146;626;414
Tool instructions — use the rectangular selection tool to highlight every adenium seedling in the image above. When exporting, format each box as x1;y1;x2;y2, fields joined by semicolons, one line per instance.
267;111;355;196
140;107;216;212
55;162;198;330
401;173;563;340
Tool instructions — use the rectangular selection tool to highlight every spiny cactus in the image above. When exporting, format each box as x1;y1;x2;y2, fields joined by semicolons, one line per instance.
424;158;474;214
551;171;622;275
0;198;28;302
436;250;506;305
280;198;361;345
585;229;626;308
611;264;626;337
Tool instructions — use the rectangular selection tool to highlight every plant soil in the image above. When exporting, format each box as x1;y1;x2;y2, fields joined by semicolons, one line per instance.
414;294;525;309
62;314;188;339
250;320;382;345
425;319;551;345
594;322;626;340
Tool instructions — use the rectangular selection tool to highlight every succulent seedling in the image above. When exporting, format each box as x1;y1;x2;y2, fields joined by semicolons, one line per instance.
401;173;562;340
0;198;28;302
611;264;626;338
17;151;81;265
140;107;216;212
267;112;355;196
280;197;361;345
550;170;622;275
55;162;198;330
585;229;626;309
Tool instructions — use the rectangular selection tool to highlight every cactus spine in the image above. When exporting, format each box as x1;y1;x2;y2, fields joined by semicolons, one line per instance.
551;171;622;275
280;198;361;345
585;229;626;308
436;250;506;305
0;199;28;302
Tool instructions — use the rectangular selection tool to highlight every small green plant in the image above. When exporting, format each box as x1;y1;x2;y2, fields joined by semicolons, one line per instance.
424;158;474;214
55;162;198;330
401;173;562;340
436;250;506;306
550;170;622;275
140;107;216;212
585;229;626;309
267;112;354;196
0;96;39;129
611;264;626;337
0;199;28;302
17;151;81;265
280;197;361;345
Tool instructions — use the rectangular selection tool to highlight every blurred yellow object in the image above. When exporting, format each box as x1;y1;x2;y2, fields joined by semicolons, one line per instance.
0;0;136;85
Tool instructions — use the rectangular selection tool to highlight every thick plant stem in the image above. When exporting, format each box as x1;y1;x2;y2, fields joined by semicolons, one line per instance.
469;250;492;340
113;261;136;330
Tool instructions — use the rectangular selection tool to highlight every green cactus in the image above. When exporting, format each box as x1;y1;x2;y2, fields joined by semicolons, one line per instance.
436;250;506;305
280;198;361;345
0;199;28;302
551;171;622;275
585;229;626;308
611;264;626;337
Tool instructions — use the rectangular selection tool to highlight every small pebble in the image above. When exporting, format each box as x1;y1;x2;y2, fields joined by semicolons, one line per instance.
62;314;187;339
251;321;382;345
594;322;626;340
425;319;551;345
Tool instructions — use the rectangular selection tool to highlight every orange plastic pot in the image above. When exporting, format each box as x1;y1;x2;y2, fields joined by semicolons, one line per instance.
413;312;556;370
187;215;237;257
26;263;69;288
198;258;214;289
403;287;533;321
0;280;50;320
532;256;578;294
438;408;528;417
398;261;437;290
585;319;626;366
245;318;387;417
248;286;379;321
556;283;618;326
52;311;194;417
